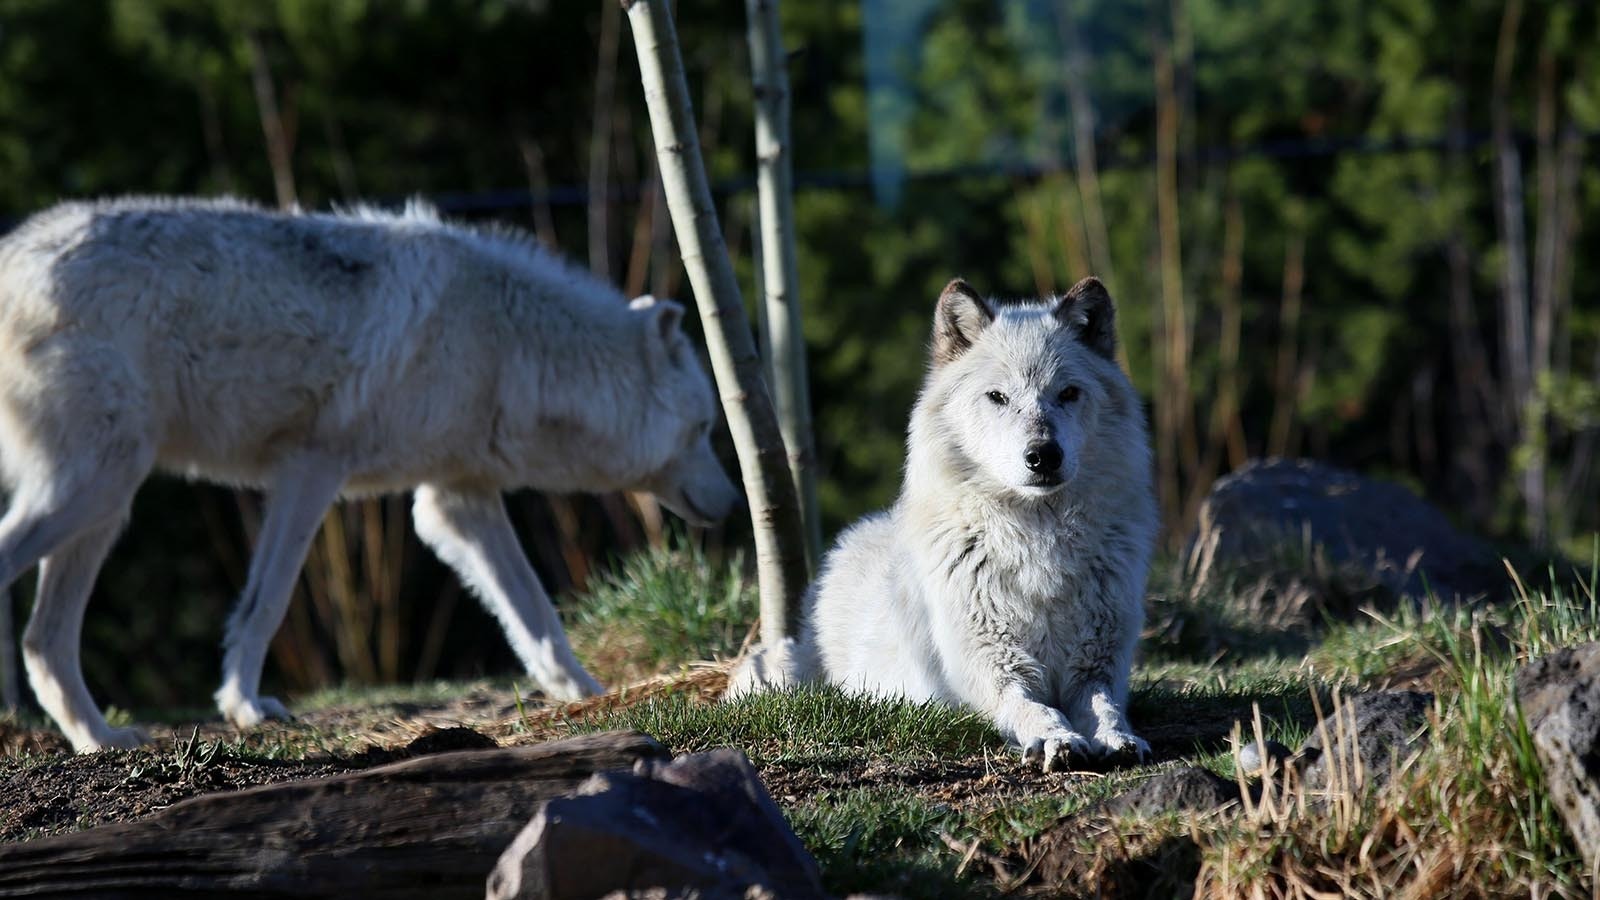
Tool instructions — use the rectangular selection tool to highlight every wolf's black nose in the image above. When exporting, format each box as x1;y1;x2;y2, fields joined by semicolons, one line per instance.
1024;441;1063;473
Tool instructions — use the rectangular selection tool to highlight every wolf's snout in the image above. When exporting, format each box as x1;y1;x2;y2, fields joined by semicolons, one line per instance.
653;441;743;527
1024;440;1064;474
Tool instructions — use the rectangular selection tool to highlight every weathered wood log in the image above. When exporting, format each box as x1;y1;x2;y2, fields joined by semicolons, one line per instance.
0;730;666;899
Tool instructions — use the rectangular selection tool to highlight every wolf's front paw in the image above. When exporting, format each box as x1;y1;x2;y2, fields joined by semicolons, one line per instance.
543;670;604;703
1091;728;1151;763
80;724;152;752
221;695;293;729
1021;727;1091;771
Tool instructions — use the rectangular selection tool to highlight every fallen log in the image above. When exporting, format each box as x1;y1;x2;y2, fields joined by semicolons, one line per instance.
0;730;666;899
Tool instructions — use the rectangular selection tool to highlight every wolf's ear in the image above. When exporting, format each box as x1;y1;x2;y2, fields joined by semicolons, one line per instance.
635;296;685;343
1053;277;1117;360
933;278;994;366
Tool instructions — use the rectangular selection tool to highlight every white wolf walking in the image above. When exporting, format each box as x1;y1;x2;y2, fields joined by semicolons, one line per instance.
731;277;1156;770
0;196;740;752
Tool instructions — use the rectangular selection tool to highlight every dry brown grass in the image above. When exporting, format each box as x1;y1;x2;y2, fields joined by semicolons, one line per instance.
494;662;732;743
1189;634;1586;900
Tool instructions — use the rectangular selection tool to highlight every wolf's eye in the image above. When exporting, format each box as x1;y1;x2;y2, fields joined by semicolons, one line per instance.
1059;385;1081;403
985;390;1008;407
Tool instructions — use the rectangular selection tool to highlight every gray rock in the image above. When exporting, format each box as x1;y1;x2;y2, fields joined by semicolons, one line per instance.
1103;767;1241;817
1515;643;1600;872
1184;458;1504;604
488;748;825;900
1298;691;1432;793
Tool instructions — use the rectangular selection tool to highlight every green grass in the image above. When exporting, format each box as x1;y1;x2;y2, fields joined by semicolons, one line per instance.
1192;556;1599;897
570;683;1001;765
294;677;519;712
787;787;986;898
12;539;1597;898
547;542;1600;898
564;537;757;682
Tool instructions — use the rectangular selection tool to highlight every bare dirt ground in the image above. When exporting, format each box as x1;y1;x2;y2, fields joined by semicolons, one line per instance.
0;668;1076;845
0;741;351;842
0;667;755;839
0;683;521;843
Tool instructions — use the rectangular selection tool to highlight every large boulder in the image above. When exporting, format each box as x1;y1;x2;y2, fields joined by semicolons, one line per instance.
1515;643;1600;871
488;748;825;900
1184;458;1504;605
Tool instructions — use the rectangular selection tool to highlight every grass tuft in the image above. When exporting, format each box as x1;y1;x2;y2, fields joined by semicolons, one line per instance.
1193;567;1599;898
569;683;1001;764
565;537;756;683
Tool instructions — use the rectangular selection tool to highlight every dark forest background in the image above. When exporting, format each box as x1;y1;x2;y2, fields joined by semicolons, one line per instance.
0;0;1594;709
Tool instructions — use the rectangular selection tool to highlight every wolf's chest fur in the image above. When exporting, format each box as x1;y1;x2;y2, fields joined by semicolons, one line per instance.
921;496;1110;645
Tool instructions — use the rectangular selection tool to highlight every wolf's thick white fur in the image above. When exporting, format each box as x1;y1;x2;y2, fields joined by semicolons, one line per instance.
0;196;739;752
731;277;1156;770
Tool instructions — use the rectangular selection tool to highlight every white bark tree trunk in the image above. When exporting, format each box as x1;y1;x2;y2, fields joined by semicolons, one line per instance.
622;0;808;642
745;0;821;571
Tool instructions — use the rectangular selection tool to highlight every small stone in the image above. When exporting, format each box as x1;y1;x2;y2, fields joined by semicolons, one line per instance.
1234;739;1292;776
403;725;498;755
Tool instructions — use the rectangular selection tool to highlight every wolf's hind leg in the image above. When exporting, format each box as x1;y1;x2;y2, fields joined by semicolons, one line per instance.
215;459;345;728
0;448;151;594
725;636;820;699
412;485;602;702
0;422;152;751
23;521;142;751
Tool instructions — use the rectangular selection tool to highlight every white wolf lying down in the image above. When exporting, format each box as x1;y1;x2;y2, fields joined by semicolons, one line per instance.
732;277;1157;770
0;196;739;752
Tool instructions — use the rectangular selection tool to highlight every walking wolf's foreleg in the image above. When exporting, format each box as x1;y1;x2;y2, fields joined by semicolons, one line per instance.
412;485;602;701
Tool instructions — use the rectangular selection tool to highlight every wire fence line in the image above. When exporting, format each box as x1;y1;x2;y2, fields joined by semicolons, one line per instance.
0;127;1587;230
422;126;1599;216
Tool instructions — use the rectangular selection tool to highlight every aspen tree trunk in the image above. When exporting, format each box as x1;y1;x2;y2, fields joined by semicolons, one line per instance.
1056;0;1116;293
745;0;821;571
1152;33;1186;533
589;0;622;279
1490;0;1546;543
244;32;297;211
622;0;808;642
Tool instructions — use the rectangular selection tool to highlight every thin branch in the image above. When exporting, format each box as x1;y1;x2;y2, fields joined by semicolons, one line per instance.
245;31;298;210
589;0;623;278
